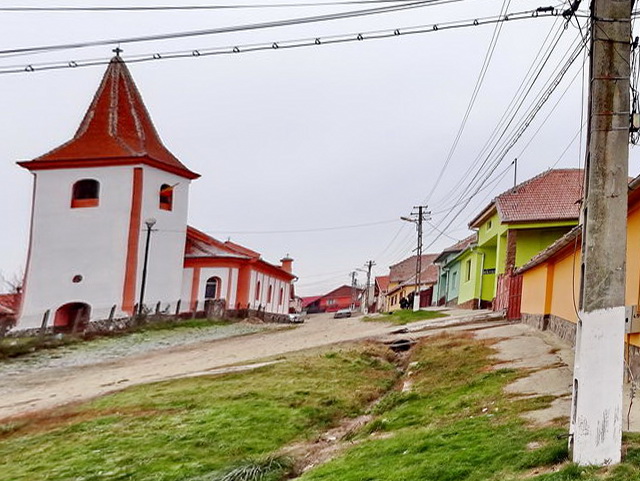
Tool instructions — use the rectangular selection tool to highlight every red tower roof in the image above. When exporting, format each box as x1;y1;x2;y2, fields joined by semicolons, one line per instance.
19;56;199;179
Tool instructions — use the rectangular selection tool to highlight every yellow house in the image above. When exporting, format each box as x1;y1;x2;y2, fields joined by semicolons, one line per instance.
385;254;439;311
517;175;640;372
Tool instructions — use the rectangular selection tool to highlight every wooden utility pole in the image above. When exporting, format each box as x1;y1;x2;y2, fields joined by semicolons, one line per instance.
363;260;376;314
571;0;632;466
401;205;430;311
349;271;357;311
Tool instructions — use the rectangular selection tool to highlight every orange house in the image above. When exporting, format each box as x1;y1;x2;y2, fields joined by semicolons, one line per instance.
517;175;640;374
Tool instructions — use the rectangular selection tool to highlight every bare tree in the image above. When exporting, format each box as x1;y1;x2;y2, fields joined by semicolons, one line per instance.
0;270;23;294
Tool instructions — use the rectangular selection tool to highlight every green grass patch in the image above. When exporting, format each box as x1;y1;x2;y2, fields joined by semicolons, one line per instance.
0;343;399;481
363;309;448;325
299;333;573;481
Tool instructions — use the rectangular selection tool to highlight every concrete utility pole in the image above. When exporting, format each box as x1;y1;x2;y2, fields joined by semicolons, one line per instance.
401;205;431;311
363;260;376;314
349;271;358;311
571;0;632;466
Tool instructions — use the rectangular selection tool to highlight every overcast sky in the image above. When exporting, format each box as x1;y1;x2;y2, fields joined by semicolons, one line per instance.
1;0;639;296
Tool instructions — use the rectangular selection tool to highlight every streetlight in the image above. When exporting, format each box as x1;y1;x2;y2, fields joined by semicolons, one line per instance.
138;217;156;316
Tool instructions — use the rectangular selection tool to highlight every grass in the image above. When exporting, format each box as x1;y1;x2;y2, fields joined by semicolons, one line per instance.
0;334;82;359
363;309;448;325
296;333;579;481
0;343;399;481
7;331;640;480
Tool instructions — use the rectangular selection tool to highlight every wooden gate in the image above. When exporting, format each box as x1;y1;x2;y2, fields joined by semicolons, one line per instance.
494;272;523;320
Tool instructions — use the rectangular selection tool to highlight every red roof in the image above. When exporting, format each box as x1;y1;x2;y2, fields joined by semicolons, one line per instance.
301;296;322;308
185;226;260;259
470;169;583;227
19;56;199;180
389;254;439;283
0;293;21;316
375;275;390;292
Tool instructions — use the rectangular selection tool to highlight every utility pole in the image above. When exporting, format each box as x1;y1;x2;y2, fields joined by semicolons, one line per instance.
349;271;357;311
401;205;431;311
363;260;376;314
512;158;518;188
570;0;632;466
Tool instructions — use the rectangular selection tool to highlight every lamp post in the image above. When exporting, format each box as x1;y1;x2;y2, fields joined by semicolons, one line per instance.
138;218;156;316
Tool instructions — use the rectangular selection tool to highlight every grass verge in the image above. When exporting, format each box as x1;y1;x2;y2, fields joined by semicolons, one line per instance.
0;343;399;481
363;309;448;325
297;333;640;481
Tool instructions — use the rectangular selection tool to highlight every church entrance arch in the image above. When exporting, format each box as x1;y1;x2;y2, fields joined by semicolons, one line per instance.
54;302;91;332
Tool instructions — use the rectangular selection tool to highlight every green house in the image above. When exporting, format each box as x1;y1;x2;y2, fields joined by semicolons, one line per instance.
434;235;476;306
457;169;583;309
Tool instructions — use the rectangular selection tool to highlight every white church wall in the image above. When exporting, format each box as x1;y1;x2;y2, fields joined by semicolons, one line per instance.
19;166;135;329
136;166;190;313
249;269;290;315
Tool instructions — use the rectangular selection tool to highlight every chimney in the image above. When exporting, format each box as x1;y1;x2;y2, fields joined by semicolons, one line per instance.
280;255;294;273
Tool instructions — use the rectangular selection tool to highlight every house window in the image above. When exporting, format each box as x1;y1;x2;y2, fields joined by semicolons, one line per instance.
71;179;99;208
279;287;284;305
205;277;221;299
268;285;273;303
159;184;173;211
327;299;336;305
255;281;261;301
465;259;472;282
487;220;493;230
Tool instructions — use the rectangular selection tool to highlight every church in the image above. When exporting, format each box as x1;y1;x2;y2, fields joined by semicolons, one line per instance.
14;55;296;331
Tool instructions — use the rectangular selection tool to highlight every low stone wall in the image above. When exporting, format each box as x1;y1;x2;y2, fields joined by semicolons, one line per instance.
520;312;577;346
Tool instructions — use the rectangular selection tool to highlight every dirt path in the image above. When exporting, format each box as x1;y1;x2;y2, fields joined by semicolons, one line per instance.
0;313;393;420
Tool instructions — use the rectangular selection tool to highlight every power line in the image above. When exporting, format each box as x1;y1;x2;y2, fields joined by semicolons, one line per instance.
0;1;443;12
0;7;567;75
423;0;511;204
0;0;462;58
158;218;398;235
424;33;587;249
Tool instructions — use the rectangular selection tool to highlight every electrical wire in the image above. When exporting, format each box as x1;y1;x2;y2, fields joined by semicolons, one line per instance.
424;34;587;250
0;7;566;74
423;0;511;204
0;1;447;11
0;0;463;58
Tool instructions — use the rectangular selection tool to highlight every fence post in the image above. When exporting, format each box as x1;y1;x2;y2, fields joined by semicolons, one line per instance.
39;309;50;338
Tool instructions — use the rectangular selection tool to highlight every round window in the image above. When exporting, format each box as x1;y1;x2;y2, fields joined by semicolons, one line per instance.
72;275;83;283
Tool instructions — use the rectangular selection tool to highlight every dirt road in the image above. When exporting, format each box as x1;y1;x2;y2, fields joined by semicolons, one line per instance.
0;313;393;420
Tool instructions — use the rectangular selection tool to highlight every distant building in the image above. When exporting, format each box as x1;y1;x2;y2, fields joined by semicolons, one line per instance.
13;56;295;332
385;254;439;310
302;285;362;313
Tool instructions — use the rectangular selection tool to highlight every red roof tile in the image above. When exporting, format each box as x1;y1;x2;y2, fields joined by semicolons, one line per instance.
185;226;260;259
470;169;583;227
389;254;439;283
375;275;390;292
19;57;199;180
0;293;21;315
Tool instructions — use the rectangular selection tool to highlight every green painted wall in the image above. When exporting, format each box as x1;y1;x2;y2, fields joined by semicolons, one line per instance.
457;250;482;304
480;248;497;301
514;227;576;267
477;211;506;247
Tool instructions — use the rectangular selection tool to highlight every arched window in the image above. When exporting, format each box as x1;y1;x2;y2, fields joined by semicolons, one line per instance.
159;184;173;211
268;285;273;303
71;179;100;208
279;287;284;305
255;281;261;301
205;277;221;299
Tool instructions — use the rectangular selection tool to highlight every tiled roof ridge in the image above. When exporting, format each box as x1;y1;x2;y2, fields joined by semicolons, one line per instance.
24;57;199;179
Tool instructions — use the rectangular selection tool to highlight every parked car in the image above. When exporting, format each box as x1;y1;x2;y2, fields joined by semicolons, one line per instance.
333;308;352;319
288;313;305;323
